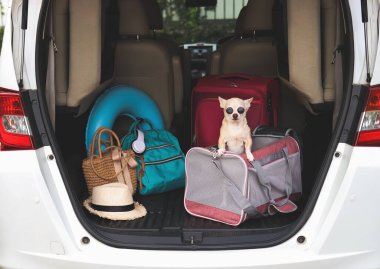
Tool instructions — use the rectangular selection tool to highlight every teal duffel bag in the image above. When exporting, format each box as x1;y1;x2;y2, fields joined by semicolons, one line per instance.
122;119;185;196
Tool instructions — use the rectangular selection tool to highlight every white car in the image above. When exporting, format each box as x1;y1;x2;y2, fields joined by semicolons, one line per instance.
1;0;380;268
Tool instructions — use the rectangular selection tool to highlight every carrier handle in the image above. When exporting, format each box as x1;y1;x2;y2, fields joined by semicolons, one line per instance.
249;160;275;205
282;148;293;201
266;149;297;215
212;160;262;218
249;148;293;214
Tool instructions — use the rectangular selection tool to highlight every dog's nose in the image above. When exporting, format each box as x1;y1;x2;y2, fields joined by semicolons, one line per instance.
233;113;238;119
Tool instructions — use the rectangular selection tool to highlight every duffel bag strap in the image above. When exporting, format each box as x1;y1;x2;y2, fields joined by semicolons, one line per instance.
249;148;294;215
249;159;276;205
282;148;293;202
127;118;143;137
212;160;262;218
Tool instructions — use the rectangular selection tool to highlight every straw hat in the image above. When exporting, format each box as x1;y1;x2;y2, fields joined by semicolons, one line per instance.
83;182;147;220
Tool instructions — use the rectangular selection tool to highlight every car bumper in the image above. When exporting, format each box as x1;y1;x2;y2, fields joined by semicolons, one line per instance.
1;144;380;269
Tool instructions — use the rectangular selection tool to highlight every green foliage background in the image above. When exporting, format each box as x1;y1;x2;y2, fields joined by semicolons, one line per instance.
157;0;235;44
0;1;236;50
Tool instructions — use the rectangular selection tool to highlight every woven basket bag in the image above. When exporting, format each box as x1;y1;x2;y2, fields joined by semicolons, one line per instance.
82;127;137;194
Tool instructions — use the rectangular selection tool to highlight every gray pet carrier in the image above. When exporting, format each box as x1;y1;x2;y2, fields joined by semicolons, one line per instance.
184;135;302;226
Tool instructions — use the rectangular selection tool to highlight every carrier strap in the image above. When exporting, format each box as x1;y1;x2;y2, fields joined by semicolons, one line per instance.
212;160;262;218
249;148;293;215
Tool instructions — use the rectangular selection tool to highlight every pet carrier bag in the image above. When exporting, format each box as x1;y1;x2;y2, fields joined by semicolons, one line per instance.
184;135;302;226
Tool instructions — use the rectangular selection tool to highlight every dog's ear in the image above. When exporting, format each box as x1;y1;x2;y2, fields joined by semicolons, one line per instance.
218;97;226;108
244;98;253;109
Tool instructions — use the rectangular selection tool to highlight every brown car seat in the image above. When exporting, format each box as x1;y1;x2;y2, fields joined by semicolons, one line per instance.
208;0;277;76
113;0;182;128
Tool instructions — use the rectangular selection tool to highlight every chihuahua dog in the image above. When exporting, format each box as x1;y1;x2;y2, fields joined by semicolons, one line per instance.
217;97;254;161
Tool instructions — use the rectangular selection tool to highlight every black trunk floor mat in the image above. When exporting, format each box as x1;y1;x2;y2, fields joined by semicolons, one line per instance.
84;188;304;235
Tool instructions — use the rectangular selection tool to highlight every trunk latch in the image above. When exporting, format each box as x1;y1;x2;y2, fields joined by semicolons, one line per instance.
182;232;203;245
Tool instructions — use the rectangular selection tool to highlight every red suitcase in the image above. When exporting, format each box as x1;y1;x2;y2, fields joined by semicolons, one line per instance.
191;74;280;147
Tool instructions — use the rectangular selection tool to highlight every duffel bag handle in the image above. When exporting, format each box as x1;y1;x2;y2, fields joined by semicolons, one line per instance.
125;118;155;139
249;148;294;214
127;118;143;137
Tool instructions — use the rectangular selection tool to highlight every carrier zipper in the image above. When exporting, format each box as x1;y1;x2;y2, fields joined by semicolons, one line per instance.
145;144;175;151
144;155;183;166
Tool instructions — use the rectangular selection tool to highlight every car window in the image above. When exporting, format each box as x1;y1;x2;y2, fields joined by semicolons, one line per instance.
157;0;248;44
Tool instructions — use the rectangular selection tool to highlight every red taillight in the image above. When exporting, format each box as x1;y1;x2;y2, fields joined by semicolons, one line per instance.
355;85;380;146
0;89;34;150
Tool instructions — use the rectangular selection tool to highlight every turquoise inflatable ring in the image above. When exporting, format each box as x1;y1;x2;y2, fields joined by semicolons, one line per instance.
85;85;164;155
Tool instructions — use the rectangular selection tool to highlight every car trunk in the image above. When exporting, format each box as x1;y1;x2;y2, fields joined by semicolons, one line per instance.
35;0;354;249
53;96;331;249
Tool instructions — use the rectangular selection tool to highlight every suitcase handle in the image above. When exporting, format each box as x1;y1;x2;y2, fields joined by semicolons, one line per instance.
218;74;253;81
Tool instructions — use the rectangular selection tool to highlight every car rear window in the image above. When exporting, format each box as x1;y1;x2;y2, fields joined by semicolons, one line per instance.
158;0;248;44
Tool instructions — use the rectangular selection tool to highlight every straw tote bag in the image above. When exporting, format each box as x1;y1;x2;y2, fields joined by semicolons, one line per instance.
82;127;138;194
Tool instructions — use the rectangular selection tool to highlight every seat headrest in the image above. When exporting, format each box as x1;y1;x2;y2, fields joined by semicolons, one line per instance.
239;0;274;33
118;0;150;36
142;0;163;30
234;7;247;34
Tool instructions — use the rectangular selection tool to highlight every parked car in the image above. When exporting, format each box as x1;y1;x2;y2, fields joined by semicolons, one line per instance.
1;0;380;268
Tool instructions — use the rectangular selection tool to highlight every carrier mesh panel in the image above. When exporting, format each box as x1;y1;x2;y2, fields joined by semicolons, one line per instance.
186;148;247;216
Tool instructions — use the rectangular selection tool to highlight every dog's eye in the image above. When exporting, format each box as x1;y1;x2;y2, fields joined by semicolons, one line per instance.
226;107;233;114
237;107;245;114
